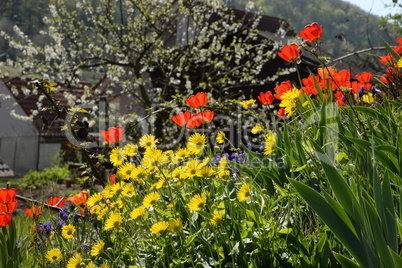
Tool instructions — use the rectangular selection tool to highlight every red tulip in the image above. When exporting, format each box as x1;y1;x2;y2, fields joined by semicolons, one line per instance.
172;111;191;126
299;22;323;43
277;44;300;62
274;81;293;100
0;212;12;227
101;126;123;143
398;37;402;46
48;197;66;208
276;108;286;118
379;54;394;66
185;92;208;108
186;110;214;129
25;206;41;218
257;91;274;105
356;72;372;83
109;174;116;184
0;188;18;213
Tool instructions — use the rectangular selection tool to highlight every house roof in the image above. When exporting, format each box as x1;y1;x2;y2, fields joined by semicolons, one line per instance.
1;77;97;142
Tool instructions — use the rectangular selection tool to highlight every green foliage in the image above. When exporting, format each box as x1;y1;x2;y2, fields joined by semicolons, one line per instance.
20;164;70;189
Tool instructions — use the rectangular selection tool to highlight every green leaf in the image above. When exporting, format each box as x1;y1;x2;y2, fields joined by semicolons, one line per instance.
333;252;360;268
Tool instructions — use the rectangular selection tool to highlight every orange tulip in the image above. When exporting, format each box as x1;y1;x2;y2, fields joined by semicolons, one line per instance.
101;126;123;143
257;91;274;105
48;197;66;208
379;54;394;66
277;44;300;62
172;111;191;126
185;92;208;108
299;22;323;43
356;72;372;83
25;206;41;218
68;191;89;206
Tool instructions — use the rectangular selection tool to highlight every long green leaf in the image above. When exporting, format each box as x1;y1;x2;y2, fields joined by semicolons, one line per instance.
289;179;366;266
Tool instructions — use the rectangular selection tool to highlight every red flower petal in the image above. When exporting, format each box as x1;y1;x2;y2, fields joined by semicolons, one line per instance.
257;91;274;105
185;92;208;108
0;213;12;227
48;197;66;208
299;22;323;43
278;44;300;62
101;126;123;143
172;111;191;126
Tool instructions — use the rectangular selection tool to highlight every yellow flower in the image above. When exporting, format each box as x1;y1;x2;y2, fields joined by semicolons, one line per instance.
150;221;169;234
210;210;225;225
97;207;109;220
130;206;146;220
183;159;201;179
143;192;160;207
237;184;251;202
362;93;374;103
240;99;256;109
216;131;225;144
99;263;108;268
142;148;166;169
186;133;207;154
109;199;124;210
87;192;104;208
197;166;214;177
118;162;136;181
86;262;95;268
66;253;82;268
172;166;186;181
45;248;62;263
397;57;402;68
175;148;190;160
110;147;126;167
150;177;166;190
102;185;114;199
167;218;183;233
131;166;149;184
279;88;300;116
217;156;230;179
264;131;276;155
139;134;159;149
111;181;125;197
251;125;263;134
124;143;138;156
90;205;103;215
61;224;76;239
122;183;136;197
104;212;123;230
90;240;105;256
188;193;207;211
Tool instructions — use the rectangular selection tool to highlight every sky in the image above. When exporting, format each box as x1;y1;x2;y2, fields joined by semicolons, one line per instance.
342;0;400;17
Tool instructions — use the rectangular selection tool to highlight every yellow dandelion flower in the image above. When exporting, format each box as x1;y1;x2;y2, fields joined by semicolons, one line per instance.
142;148;166;169
66;253;82;268
124;144;138;157
237;184;251;202
240;99;256;109
143;192;160;207
131;166;149;184
150;177;166;190
139;134;159;149
111;181;125;197
167;218;183;233
118;162;136;181
45;248;62;263
97;207;109;220
172;166;186;181
188;193;207;211
86;262;95;268
279;88;300;116
130;206;146;220
61;224;76;239
210;210;225;225
150;221;169;234
175;148;190;160
264;131;276;155
166;201;176;210
109;199;124;210
186;133;207;154
99;263;108;268
163;150;177;165
110;147;126;167
251;125;263;134
90;205;103;215
197;166;214;177
87;192;104;208
122;184;136;197
90;240;105;256
216;131;225;144
102;185;114;199
183;159;200;179
104;212;123;230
